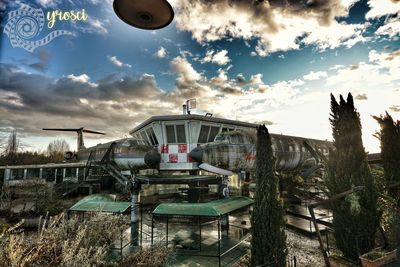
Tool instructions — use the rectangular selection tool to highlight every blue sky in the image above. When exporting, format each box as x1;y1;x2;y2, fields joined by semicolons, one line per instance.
0;0;399;153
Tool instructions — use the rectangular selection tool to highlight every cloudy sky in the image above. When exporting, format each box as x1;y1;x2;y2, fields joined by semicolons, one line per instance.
0;0;399;153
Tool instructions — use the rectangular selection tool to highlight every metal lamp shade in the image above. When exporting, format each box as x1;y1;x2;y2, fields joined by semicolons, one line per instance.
113;0;174;30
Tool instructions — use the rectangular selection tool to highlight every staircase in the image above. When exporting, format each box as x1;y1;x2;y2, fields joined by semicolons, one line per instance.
56;142;129;197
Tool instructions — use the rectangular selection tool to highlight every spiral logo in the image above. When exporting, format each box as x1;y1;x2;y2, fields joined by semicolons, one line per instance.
3;4;74;52
17;17;39;39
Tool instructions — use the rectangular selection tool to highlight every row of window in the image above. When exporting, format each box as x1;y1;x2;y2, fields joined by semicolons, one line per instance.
133;124;238;145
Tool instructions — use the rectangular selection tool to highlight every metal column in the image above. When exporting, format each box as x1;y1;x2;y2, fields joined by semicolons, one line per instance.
218;219;221;267
131;191;139;246
166;215;169;247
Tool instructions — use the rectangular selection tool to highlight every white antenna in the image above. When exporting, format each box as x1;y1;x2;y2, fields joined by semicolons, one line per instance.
183;99;196;115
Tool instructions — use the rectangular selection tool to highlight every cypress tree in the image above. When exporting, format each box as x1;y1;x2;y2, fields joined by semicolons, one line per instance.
326;93;379;260
250;125;287;267
373;112;400;199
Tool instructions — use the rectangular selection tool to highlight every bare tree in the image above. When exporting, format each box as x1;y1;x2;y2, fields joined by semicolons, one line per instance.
47;139;70;163
5;130;19;156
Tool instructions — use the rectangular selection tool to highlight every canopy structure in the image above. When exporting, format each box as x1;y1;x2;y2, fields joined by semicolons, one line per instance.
69;194;131;213
153;196;253;217
136;174;219;185
150;196;253;267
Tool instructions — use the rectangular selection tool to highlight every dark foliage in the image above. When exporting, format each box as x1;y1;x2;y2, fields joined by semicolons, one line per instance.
0;152;50;166
327;93;379;260
373;112;400;199
250;125;287;267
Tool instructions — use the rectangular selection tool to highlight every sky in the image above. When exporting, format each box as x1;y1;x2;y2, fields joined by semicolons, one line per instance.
0;0;399;153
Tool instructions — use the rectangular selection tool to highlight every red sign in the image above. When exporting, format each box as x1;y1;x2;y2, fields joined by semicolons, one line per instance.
169;153;178;163
161;144;169;153
178;144;187;153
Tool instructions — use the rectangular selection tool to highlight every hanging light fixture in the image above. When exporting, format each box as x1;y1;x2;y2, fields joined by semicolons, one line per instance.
113;0;174;30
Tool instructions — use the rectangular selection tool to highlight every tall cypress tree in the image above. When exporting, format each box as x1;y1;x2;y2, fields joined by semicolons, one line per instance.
250;125;287;267
327;93;379;260
373;112;400;199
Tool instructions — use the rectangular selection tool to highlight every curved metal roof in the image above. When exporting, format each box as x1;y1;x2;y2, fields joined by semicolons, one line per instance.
152;196;253;217
129;114;258;134
69;194;131;213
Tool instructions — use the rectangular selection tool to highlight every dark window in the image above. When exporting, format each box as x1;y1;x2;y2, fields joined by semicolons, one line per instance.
166;125;186;143
215;133;225;141
129;140;139;145
166;125;176;143
176;125;186;143
209;126;220;142
150;127;159;145
198;125;210;143
140;131;148;143
146;128;158;145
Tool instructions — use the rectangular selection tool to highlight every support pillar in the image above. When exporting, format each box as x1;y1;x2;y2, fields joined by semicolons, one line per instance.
130;176;141;246
218;219;221;267
221;214;229;235
131;191;139;246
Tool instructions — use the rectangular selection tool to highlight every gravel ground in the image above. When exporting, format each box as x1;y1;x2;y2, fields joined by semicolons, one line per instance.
286;229;324;267
233;229;325;267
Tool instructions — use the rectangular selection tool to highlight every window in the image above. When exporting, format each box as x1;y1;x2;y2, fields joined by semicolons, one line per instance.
176;125;186;143
214;133;226;141
198;125;210;143
199;125;221;143
146;127;158;145
140;131;148;143
209;126;220;141
222;127;234;133
165;124;186;143
166;125;175;143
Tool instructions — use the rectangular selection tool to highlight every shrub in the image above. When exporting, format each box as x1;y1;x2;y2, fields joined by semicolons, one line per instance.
250;125;287;267
326;93;379;260
0;213;126;267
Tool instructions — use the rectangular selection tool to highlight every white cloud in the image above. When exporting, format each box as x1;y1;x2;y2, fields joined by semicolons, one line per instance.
205;49;400;152
303;71;328;81
376;17;400;38
323;49;400;152
175;0;365;56
170;56;203;84
66;74;97;87
107;56;132;68
201;49;230;65
67;74;90;83
302;21;366;51
89;18;108;34
37;0;60;7
365;0;400;19
156;47;167;58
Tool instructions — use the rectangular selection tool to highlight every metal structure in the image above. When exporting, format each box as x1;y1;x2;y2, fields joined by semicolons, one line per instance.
129;114;331;175
189;129;332;177
151;196;253;267
1;110;337;249
43;128;161;171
